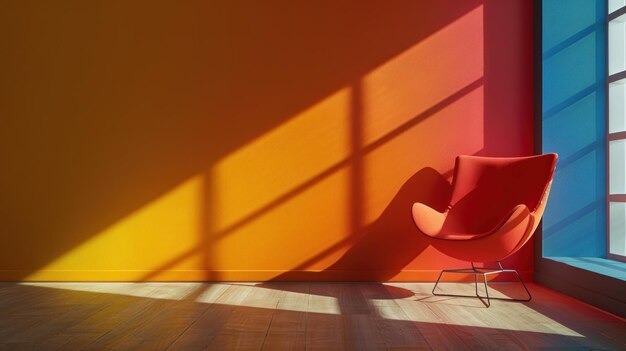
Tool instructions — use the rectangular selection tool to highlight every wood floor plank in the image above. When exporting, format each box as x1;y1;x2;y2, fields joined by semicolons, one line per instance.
260;283;308;351
119;284;226;351
168;283;275;350
261;332;306;351
360;284;431;350
111;294;211;349
306;284;348;350
75;283;202;350
387;284;470;351
206;284;280;351
0;282;622;350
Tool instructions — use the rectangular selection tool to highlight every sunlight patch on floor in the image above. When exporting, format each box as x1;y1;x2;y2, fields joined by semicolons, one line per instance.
12;282;590;337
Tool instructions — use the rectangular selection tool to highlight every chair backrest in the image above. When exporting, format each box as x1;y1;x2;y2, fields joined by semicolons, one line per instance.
447;154;557;234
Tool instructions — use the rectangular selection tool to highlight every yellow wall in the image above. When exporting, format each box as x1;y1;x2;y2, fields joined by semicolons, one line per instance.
0;0;535;281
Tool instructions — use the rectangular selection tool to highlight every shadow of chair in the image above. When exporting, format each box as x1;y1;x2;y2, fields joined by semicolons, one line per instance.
259;166;453;298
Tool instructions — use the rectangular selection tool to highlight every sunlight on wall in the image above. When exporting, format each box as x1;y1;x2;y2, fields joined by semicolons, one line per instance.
362;5;484;146
21;3;489;281
212;88;352;270
208;5;486;274
25;176;205;280
214;88;351;229
215;169;353;271
11;1;535;282
361;6;484;225
363;88;484;227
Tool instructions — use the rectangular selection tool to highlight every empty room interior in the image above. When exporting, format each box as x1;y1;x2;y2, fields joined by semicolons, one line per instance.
1;0;626;350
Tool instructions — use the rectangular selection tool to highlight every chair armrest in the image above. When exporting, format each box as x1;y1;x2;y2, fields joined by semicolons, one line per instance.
411;202;447;238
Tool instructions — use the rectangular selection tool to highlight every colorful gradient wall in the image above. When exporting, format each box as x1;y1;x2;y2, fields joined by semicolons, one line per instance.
0;1;534;281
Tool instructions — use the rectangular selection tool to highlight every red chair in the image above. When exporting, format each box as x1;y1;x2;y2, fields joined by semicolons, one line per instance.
412;154;557;306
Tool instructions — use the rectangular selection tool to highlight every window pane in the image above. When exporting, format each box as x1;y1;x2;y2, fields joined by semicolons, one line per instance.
610;139;626;194
609;0;626;14
609;14;626;75
610;202;626;256
609;79;626;133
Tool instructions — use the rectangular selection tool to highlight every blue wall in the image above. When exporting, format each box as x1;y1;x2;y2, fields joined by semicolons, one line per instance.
542;0;606;257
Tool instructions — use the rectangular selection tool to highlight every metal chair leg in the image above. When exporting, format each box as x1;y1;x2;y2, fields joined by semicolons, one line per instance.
432;270;445;295
474;273;479;297
480;273;491;307
431;261;531;307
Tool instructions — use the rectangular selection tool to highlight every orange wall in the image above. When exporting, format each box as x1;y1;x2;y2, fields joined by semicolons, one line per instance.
0;1;534;281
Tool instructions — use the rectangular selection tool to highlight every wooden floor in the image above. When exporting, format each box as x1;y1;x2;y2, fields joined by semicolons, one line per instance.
0;282;623;350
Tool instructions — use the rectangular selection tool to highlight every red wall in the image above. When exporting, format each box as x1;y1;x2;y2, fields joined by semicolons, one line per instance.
0;0;534;281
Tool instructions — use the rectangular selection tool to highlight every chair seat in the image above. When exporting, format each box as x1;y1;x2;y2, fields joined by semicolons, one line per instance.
412;202;531;241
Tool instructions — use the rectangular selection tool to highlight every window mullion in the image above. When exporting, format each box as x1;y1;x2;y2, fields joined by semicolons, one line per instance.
608;70;626;83
608;4;626;21
608;131;626;140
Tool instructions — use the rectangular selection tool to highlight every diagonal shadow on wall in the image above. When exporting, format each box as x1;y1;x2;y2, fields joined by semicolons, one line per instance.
0;0;485;279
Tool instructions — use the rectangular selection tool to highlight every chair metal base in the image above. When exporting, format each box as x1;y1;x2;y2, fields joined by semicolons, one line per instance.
432;261;531;307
